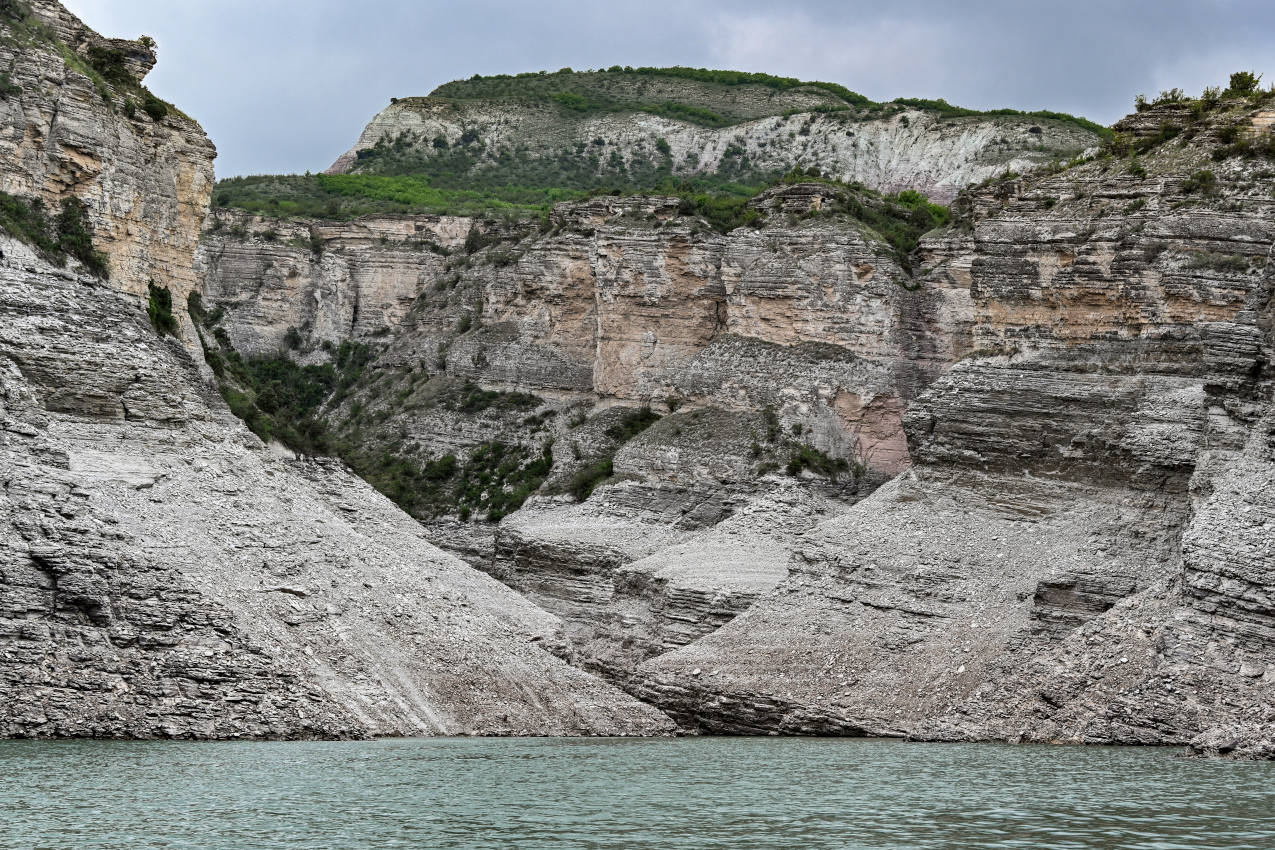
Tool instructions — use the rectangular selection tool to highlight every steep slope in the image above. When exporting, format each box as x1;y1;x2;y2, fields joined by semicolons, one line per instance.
0;0;672;739
196;180;967;681
0;0;214;314
631;98;1275;756
324;69;1104;203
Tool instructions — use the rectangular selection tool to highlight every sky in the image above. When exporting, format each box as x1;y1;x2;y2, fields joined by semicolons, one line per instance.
61;0;1275;179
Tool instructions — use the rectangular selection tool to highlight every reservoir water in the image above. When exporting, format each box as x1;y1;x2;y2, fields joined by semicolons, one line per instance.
2;737;1273;849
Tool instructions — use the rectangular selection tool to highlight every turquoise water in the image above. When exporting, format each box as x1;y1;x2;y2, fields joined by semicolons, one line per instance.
2;737;1273;849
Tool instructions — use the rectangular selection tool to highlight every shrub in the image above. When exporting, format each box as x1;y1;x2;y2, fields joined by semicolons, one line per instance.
568;457;613;502
1180;169;1218;195
86;45;134;88
604;406;661;442
0;72;21;99
1227;71;1262;96
146;281;178;335
54;197;109;277
0;0;29;21
141;91;168;121
785;443;851;480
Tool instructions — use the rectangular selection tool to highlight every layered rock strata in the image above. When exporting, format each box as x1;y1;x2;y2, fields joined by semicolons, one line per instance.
0;1;673;739
631;102;1275;755
329;87;1101;203
0;0;215;312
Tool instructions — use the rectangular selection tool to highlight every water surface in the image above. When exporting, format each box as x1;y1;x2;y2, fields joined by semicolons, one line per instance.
2;737;1273;849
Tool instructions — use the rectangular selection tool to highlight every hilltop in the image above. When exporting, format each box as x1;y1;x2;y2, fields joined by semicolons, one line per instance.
213;67;1108;220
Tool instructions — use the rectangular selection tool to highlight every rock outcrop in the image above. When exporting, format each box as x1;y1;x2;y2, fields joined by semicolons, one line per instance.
207;95;1275;756
327;74;1102;203
0;1;672;739
0;1;215;315
631;101;1275;755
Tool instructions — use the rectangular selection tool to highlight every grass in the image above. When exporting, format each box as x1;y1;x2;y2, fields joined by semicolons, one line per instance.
213;173;589;219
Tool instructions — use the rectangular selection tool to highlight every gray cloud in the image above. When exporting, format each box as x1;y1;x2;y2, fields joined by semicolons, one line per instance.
62;0;1275;178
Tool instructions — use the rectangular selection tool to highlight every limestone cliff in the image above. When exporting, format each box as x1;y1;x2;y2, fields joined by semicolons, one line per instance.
0;1;672;739
202;93;1275;758
197;183;963;677
0;1;214;315
327;72;1103;203
631;101;1275;757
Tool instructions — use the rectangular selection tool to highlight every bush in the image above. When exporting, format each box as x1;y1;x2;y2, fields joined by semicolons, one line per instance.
146;281;178;335
604;406;661;442
785;443;851;480
0;193;111;276
1227;71;1262;96
141;91;168;121
0;0;29;21
54;197;109;276
568;457;613;502
1180;169;1218;195
0;72;21;99
86;45;134;88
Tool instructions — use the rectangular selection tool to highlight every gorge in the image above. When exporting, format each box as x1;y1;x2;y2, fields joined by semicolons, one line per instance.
1;0;1272;762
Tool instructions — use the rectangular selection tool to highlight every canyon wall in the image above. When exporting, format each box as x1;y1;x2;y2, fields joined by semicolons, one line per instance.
0;0;214;311
328;87;1101;203
0;0;672;740
630;103;1275;758
203;99;1275;757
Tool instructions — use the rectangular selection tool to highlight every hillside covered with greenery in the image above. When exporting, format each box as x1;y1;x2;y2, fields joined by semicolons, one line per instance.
214;66;1108;224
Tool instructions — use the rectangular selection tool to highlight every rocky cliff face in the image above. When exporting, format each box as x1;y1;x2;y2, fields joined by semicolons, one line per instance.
0;1;214;317
325;71;1103;204
630;101;1275;757
0;1;672;740
201;95;1275;757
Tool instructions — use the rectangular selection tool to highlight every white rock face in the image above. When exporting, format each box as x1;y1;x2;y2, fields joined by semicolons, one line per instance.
0;1;215;318
0;2;674;740
329;98;1099;203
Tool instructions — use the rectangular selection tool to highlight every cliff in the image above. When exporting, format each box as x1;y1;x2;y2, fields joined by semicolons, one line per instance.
0;1;214;317
201;92;1275;758
0;1;672;739
325;70;1104;203
630;100;1275;757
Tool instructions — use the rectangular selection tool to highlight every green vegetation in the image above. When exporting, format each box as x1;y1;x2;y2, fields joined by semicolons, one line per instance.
438;380;541;414
432;66;870;117
191;299;553;522
0;0;29;21
1227;71;1262;96
604;407;661;442
350;439;553;522
1180;169;1218;195
146;281;177;335
0;192;108;276
567;457;613;502
785;443;851;479
0;71;20;99
213;173;590;219
564;406;662;503
890;97;1112;140
675;189;762;233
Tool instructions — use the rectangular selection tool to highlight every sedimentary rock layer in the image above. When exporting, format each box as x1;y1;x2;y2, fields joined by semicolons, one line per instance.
0;1;672;740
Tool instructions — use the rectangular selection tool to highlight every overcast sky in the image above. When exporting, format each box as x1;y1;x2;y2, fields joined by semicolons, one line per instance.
61;1;1275;179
